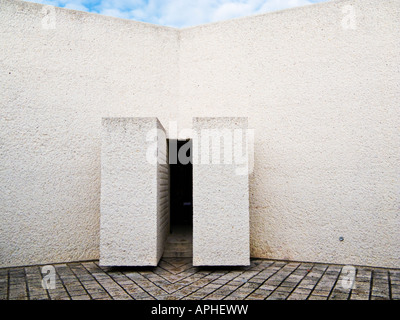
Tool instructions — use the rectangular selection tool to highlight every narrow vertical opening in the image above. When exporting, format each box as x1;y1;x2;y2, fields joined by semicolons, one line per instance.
164;139;193;258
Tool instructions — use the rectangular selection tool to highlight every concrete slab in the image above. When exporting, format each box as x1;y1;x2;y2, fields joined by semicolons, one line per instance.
192;117;250;266
100;117;169;266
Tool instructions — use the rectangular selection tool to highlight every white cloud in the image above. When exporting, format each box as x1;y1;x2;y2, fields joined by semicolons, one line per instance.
26;0;329;28
258;0;316;12
210;1;254;22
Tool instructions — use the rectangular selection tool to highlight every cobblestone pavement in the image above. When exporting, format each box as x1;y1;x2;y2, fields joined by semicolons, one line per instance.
1;258;399;300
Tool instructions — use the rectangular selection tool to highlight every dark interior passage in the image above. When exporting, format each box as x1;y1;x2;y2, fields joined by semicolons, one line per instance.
164;139;193;258
169;140;193;230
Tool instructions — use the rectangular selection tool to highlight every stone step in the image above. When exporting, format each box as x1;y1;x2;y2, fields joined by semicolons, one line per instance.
163;242;192;258
165;246;191;251
166;240;192;244
163;251;192;258
164;245;192;252
163;245;192;256
163;229;193;258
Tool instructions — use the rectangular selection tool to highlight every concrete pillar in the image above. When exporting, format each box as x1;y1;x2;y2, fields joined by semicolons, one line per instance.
100;117;169;266
192;117;250;266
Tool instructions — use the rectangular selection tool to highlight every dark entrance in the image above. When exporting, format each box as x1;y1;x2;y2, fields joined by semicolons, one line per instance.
164;140;193;258
169;140;193;230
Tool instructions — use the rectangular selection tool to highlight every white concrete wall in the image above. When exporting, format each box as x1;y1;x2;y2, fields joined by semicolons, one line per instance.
193;118;250;266
100;118;168;266
156;119;170;262
180;0;400;268
0;0;178;268
1;0;399;268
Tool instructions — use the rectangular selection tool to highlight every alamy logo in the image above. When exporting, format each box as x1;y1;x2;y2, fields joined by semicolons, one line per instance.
341;5;357;30
146;126;254;176
41;5;56;30
41;265;56;290
341;265;356;290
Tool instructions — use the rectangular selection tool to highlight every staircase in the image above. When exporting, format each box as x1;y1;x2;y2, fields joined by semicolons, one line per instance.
163;226;192;258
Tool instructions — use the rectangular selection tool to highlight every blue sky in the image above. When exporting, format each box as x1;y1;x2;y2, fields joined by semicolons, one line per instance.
27;0;331;28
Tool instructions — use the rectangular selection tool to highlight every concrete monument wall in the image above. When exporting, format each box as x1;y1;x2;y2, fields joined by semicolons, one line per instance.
193;118;250;266
179;0;400;268
0;0;178;267
100;118;168;266
0;0;399;268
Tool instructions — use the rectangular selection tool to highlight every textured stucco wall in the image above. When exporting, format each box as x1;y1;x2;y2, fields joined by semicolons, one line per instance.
156;119;170;263
193;118;250;266
0;0;178;267
179;0;400;268
1;0;399;268
100;118;168;266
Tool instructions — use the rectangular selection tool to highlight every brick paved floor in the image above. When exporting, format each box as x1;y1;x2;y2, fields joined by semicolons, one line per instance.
1;258;399;300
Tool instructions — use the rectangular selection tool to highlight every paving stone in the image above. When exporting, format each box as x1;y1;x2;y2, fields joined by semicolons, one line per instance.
287;293;309;300
291;287;312;295
311;289;331;297
274;285;294;293
371;295;390;300
48;291;70;300
2;259;399;300
371;270;390;299
308;295;328;300
250;288;273;298
350;293;369;300
25;266;49;300
71;295;92;300
266;291;290;300
260;284;280;291
29;294;50;300
244;295;264;300
329;292;349;300
391;293;400;300
202;293;226;300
